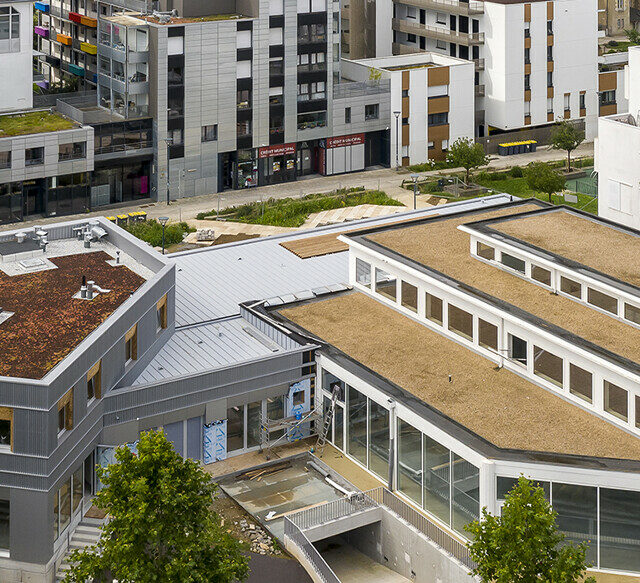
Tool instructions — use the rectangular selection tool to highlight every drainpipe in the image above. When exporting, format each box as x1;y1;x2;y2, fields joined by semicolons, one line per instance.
387;399;396;491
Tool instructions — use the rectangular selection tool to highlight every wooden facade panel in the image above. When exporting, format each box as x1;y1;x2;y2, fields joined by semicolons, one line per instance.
428;95;449;115
402;96;410;118
402;70;410;91
428;66;449;87
524;89;532;102
547;61;554;72
402;124;410;146
600;103;617;116
599;71;617;92
524;3;531;21
548;86;555;98
429;123;449;143
547;1;554;20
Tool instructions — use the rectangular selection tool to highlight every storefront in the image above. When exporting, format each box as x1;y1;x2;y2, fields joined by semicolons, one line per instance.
320;133;366;176
220;149;258;190
258;143;297;186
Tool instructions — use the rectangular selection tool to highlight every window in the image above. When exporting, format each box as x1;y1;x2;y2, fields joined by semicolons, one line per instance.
167;128;183;145
478;319;498;351
407;33;416;43
237;119;252;137
398;419;422;505
524;101;531;116
87;361;101;401
201;124;218;143
157;295;168;331
25;147;44;166
524;74;531;91
579;92;586;110
607;178;632;214
553;483;597;565
423;433;450;524
345;107;351;124
298;111;326;130
167;94;184;117
547;97;554;114
533;346;563;387
448;305;473;341
0;7;19;50
402;117;408;126
547;45;553;61
476;242;494;260
426;292;443;325
0;500;8;549
509;334;527;365
560;276;581;298
587;288;618;314
501;252;525;274
452;454;479;534
348;386;367;465
0;408;12;451
375;267;397;301
547;20;553;35
406;6;416;18
59;142;86;161
604;380;628;421
600;488;640;572
365;104;379;120
436;11;447;24
401;281;418;313
600;90;616;106
168;66;183;85
237;89;251;109
435;39;446;50
58;389;73;434
227;405;244;452
569;364;592;403
564;93;570;112
0;151;10;169
625;303;640;325
547;71;553;88
524;47;530;64
125;324;137;362
428;112;448;126
531;265;551;286
497;477;549;500
402;89;409;98
269;57;284;76
355;258;371;287
524;22;530;37
368;400;389;480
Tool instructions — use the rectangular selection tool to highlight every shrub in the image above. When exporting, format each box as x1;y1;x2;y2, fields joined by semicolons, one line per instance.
510;166;524;178
485;171;508;181
125;219;194;248
608;39;619;47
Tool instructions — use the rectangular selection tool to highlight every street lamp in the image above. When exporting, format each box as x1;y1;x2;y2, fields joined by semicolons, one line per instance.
393;111;401;171
159;216;169;255
411;173;420;210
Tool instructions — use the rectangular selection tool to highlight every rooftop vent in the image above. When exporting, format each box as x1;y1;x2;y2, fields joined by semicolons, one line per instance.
74;277;112;301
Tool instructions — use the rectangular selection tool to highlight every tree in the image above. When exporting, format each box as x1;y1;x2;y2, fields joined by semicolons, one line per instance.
64;430;249;583
549;120;585;172
465;477;596;583
446;138;490;184
625;28;640;44
525;162;566;202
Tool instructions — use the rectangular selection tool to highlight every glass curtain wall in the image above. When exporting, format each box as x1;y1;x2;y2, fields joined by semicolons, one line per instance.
347;385;367;465
398;420;422;505
368;400;389;480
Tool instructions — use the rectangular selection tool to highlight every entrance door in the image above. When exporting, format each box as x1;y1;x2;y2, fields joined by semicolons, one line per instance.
297;146;313;175
23;180;45;218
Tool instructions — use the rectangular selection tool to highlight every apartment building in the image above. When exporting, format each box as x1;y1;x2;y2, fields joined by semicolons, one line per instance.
599;0;630;37
1;0;33;113
343;52;475;164
596;46;640;228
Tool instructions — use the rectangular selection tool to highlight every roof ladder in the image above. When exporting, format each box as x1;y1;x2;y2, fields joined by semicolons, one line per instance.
315;385;340;456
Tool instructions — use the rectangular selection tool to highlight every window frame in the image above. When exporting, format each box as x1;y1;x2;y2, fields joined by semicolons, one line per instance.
124;323;138;363
87;361;102;402
57;388;74;435
0;408;13;452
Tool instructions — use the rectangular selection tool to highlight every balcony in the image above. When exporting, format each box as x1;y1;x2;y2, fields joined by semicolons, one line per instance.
400;0;484;15
473;57;484;70
80;14;97;27
34;26;49;38
80;42;97;55
392;41;422;55
392;18;484;46
333;79;390;100
57;33;72;45
34;1;50;11
475;84;485;96
68;11;81;23
67;63;85;77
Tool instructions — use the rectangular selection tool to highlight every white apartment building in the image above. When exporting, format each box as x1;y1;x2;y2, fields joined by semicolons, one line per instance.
352;0;598;140
342;53;475;166
0;0;34;112
596;46;640;228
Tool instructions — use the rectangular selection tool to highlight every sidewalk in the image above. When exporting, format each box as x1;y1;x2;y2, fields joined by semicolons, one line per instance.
0;142;593;232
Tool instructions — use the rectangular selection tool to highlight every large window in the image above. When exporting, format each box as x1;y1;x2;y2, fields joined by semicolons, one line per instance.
247;401;262;448
227;405;244;452
553;483;597;564
426;292;443;325
398;420;422;505
497;477;550;500
478;319;498;351
58;142;86;161
375;268;397;301
355;258;371;287
452;455;479;534
448;305;473;341
401;281;418;313
347;385;367;465
600;488;640;572
587;288;618;314
604;380;628;421
297;111;326;130
25;147;44;166
368;400;389;480
533;346;563;387
423;434;450;525
569;364;592;403
0;7;19;52
0;500;8;549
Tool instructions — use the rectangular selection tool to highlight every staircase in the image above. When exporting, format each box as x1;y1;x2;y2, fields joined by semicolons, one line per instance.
55;518;103;582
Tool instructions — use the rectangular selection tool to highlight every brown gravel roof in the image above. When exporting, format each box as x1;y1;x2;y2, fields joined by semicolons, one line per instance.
0;251;145;379
367;204;640;366
491;209;640;287
280;293;640;460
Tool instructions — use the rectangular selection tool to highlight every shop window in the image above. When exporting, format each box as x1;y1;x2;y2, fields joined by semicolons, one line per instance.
157;295;168;331
600;488;640;572
533;346;563;387
569;364;592;403
448;305;473;341
401;281;418;313
201;124;218;142
398;419;422;505
587;288;618;314
426;292;443;325
478;319;498;351
347;386;367;465
0;408;12;451
87;361;101;401
423;434;450;525
375;268;397;302
355;258;371;287
227;405;244;452
560;276;581;298
58;388;73;434
368;400;389;480
509;334;527;366
501;252;525;274
476;242;494;260
452;454;479;534
553;483;597;565
0;500;8;549
531;265;551;286
604;380;628;421
125;324;137;362
496;476;549;500
624;302;640;325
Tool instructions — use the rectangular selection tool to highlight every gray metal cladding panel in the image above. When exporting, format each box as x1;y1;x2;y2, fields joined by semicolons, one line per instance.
239;306;304;350
186;416;201;459
164;421;183;456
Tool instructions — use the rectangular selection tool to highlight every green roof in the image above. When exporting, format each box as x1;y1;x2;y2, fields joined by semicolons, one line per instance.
0;110;76;137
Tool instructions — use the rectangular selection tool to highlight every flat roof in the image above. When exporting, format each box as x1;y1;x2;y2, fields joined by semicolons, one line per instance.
0;238;151;380
0;110;76;137
279;292;640;461
351;52;471;70
361;202;640;368
485;207;640;288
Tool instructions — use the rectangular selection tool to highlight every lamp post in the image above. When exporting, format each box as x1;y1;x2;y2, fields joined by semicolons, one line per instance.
411;173;419;210
159;216;169;255
393;111;401;171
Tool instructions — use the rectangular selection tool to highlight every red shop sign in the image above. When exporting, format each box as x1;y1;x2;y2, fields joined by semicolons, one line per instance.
258;143;296;158
326;133;365;149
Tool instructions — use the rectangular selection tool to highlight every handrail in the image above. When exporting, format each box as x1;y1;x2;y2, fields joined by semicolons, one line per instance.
288;494;378;530
284;517;341;583
392;18;485;44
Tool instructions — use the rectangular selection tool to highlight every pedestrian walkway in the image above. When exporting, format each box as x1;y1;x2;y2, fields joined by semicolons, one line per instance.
302;204;406;228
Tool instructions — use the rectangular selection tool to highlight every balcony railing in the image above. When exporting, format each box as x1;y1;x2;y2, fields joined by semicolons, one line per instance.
392;18;484;45
333;79;390;99
475;84;485;96
288;495;378;531
473;58;485;70
392;41;422;55
401;0;483;15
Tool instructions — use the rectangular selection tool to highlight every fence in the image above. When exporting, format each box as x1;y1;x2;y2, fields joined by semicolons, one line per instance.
363;487;476;571
33;90;96;108
288;494;378;531
283;517;341;583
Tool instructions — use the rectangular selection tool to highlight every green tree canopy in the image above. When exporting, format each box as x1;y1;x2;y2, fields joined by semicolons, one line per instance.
465;476;596;583
446;137;490;184
549;120;585;172
64;430;249;583
525;162;566;202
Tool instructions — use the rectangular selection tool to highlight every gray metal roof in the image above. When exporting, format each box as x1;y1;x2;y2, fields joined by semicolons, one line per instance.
170;194;514;327
132;317;292;386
